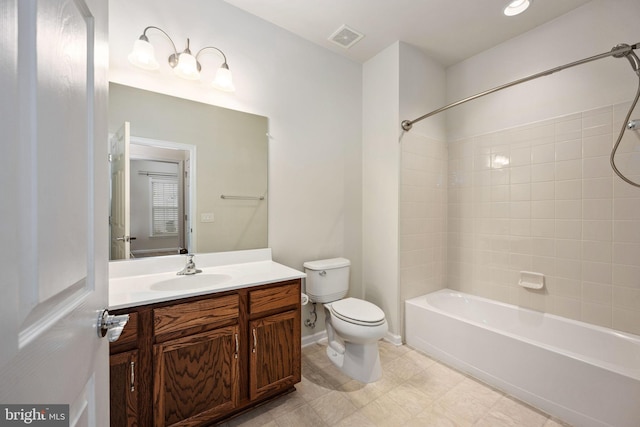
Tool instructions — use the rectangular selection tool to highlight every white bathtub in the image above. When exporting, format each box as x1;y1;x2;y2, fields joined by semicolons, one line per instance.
405;289;640;427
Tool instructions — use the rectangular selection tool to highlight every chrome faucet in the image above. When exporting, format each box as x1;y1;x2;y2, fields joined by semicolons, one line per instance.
177;254;202;275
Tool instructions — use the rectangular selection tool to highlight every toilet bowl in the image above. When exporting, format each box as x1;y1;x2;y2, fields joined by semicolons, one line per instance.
303;258;388;383
323;298;387;383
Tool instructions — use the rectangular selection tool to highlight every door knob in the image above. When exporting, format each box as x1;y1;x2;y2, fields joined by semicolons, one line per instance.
97;309;130;342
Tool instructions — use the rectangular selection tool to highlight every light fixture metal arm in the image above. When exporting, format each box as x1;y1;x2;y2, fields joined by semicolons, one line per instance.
195;46;229;66
140;25;179;59
129;26;235;91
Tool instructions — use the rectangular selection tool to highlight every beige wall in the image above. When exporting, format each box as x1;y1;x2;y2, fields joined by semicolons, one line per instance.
400;132;447;319
447;102;640;335
398;43;448;337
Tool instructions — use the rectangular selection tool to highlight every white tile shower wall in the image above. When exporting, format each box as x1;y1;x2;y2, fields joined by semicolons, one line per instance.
447;102;640;335
400;131;448;304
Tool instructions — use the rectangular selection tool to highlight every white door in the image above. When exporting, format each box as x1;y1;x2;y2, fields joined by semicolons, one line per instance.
184;157;193;251
0;0;110;425
110;122;131;260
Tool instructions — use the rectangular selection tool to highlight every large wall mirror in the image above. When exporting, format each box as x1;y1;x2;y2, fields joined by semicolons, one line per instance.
108;83;268;261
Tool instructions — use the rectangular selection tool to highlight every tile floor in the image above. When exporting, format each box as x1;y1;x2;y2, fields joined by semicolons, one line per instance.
220;341;571;427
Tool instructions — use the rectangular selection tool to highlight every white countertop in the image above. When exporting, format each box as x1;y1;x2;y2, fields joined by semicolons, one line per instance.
109;249;306;310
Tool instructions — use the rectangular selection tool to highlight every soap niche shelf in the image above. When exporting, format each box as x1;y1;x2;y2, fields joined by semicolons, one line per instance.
518;271;545;290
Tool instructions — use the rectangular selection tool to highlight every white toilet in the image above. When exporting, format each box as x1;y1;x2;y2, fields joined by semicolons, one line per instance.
303;258;388;383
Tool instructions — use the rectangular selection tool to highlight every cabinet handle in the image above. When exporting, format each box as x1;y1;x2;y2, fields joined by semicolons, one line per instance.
234;333;239;359
252;328;257;353
130;360;135;392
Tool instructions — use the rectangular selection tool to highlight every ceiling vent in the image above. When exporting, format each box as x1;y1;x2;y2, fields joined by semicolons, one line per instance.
328;25;364;49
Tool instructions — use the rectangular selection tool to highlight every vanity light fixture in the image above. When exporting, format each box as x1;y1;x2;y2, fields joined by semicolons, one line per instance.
128;26;235;92
503;0;532;16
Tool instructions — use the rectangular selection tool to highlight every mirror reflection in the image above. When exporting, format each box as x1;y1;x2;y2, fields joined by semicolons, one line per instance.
108;83;268;260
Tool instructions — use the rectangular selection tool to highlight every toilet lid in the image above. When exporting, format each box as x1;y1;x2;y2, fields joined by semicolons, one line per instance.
330;298;386;326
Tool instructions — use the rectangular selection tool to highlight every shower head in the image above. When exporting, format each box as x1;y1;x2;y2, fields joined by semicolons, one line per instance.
628;119;640;130
613;43;640;75
626;51;640;74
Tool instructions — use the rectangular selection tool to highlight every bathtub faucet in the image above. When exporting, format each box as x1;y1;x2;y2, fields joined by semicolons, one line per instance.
177;254;202;275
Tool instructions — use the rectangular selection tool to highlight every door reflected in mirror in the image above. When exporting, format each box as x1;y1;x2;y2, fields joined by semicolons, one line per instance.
108;83;268;261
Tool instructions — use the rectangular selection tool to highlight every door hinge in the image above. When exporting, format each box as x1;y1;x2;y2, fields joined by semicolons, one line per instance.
108;153;113;162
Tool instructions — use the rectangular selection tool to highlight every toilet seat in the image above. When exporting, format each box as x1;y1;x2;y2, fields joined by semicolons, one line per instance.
329;297;386;326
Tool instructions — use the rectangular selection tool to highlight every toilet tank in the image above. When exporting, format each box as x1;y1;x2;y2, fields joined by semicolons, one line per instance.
303;258;350;303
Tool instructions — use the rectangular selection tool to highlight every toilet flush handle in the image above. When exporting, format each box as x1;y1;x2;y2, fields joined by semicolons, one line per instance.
319;270;326;276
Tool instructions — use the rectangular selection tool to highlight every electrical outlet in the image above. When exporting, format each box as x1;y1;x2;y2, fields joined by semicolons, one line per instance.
200;213;214;223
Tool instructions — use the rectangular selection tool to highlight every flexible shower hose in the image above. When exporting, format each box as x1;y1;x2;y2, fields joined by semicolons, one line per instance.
610;73;640;188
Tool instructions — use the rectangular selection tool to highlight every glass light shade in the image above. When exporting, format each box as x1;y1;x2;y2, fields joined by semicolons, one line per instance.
504;0;531;16
212;66;235;92
128;39;159;70
173;53;200;80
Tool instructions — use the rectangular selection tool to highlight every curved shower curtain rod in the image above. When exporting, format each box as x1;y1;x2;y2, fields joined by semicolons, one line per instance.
401;42;639;131
401;42;640;188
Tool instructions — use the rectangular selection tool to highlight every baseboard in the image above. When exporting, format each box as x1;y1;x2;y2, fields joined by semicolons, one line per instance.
384;331;403;346
301;330;327;347
301;330;402;347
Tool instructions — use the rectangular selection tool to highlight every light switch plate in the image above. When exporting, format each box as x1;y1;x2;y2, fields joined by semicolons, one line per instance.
201;213;214;223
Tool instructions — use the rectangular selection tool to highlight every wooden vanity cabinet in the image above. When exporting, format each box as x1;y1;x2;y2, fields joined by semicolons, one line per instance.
153;326;240;426
109;311;141;427
248;283;301;401
109;279;301;427
152;294;240;426
110;350;139;426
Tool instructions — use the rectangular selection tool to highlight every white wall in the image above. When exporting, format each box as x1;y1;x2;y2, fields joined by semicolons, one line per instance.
444;0;640;335
109;0;362;338
362;43;401;336
362;42;448;338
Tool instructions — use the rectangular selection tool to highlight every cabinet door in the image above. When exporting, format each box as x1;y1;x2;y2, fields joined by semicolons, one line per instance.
154;325;240;427
110;350;139;427
249;310;301;401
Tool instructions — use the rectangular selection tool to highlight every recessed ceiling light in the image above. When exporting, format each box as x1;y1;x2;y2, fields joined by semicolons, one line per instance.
504;0;532;16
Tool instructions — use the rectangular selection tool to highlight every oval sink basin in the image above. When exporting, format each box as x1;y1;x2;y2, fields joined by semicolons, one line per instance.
150;273;233;291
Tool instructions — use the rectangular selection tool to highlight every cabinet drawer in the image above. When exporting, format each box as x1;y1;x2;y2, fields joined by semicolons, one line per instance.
249;281;300;316
154;294;239;336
